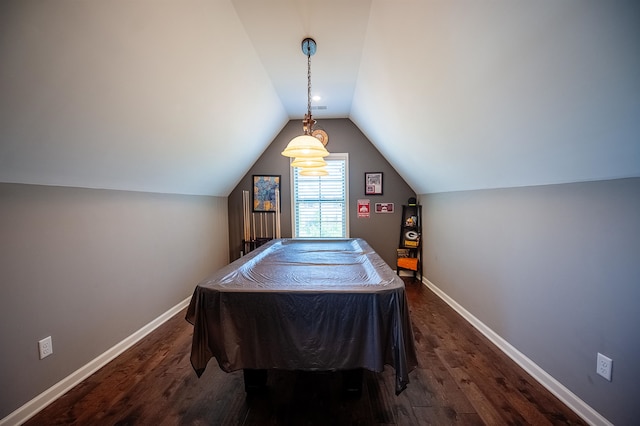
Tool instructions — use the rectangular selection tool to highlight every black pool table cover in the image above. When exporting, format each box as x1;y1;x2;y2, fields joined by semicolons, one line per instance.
186;238;418;394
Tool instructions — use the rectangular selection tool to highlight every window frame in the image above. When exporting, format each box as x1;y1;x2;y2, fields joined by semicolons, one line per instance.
290;153;349;238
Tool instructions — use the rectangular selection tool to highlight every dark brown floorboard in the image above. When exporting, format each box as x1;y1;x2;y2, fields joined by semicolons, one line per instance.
24;278;586;425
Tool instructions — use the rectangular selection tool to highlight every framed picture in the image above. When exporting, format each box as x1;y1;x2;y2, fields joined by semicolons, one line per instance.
365;172;383;195
253;175;280;212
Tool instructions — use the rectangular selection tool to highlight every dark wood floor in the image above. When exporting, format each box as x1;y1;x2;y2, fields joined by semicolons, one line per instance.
25;279;586;425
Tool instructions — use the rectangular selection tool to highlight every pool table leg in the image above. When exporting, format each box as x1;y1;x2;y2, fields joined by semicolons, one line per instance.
342;368;363;397
243;368;268;393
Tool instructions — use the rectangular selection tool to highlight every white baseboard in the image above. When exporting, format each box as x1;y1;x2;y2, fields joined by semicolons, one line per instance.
421;277;612;426
0;296;192;426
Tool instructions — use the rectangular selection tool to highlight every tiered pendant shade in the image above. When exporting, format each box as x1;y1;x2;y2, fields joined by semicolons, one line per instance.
299;166;328;176
281;134;329;158
291;157;327;168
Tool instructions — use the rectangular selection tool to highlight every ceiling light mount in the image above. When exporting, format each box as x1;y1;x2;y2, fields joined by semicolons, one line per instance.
301;37;316;56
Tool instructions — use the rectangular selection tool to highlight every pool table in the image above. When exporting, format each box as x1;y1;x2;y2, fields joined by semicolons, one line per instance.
186;238;418;394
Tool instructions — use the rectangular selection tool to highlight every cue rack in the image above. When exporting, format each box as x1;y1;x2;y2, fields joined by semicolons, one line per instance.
242;189;281;255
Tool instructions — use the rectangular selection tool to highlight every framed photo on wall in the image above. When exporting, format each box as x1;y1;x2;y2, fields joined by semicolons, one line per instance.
365;172;383;195
253;175;280;212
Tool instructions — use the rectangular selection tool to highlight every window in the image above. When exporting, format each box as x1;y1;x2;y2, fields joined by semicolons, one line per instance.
292;153;349;238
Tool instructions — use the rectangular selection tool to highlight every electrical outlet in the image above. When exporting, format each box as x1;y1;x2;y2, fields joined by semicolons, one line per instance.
596;352;612;381
38;336;53;359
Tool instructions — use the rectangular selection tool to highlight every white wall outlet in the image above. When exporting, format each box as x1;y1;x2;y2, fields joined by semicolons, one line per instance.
596;352;612;381
38;336;53;359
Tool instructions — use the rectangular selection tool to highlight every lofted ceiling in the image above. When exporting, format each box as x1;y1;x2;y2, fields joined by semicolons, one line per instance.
1;1;639;196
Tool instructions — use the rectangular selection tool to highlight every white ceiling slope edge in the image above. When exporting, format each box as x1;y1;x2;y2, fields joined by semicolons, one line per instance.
1;1;639;196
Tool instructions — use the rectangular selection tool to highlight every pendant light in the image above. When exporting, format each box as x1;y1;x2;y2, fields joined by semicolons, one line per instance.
291;157;327;168
300;167;329;177
281;38;329;174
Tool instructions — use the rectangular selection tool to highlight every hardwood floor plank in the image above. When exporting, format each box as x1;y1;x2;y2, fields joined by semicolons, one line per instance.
378;368;420;426
24;278;586;425
445;369;508;426
413;406;484;426
364;370;396;424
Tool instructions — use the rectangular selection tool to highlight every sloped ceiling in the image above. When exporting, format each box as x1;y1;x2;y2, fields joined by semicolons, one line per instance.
1;1;639;196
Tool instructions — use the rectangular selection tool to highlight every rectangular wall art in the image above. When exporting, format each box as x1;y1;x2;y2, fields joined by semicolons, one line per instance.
365;172;383;195
253;175;281;212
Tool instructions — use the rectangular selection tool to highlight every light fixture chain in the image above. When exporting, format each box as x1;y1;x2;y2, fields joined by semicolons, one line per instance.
307;49;312;130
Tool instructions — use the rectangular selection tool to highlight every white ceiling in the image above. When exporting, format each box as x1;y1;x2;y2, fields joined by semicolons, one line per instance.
1;1;639;196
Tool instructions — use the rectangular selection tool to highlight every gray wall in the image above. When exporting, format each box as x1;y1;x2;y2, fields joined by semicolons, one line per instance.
420;178;640;425
0;183;229;419
228;118;416;267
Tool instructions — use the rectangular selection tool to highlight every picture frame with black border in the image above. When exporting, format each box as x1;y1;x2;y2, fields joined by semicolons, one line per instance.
252;175;281;212
365;172;383;195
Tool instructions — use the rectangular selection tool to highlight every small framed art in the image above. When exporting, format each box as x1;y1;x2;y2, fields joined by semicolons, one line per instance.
365;172;383;195
253;175;280;212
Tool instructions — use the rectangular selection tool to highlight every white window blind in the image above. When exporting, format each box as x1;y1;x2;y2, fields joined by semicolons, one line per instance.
292;154;349;238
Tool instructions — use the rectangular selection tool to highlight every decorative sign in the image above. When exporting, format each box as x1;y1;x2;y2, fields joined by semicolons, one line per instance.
403;230;420;247
375;203;394;213
357;199;370;218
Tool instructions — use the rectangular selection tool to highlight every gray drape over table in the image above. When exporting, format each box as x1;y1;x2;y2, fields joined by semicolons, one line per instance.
186;238;418;394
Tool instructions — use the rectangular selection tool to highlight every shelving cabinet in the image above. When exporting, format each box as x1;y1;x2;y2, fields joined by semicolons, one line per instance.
397;203;422;280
